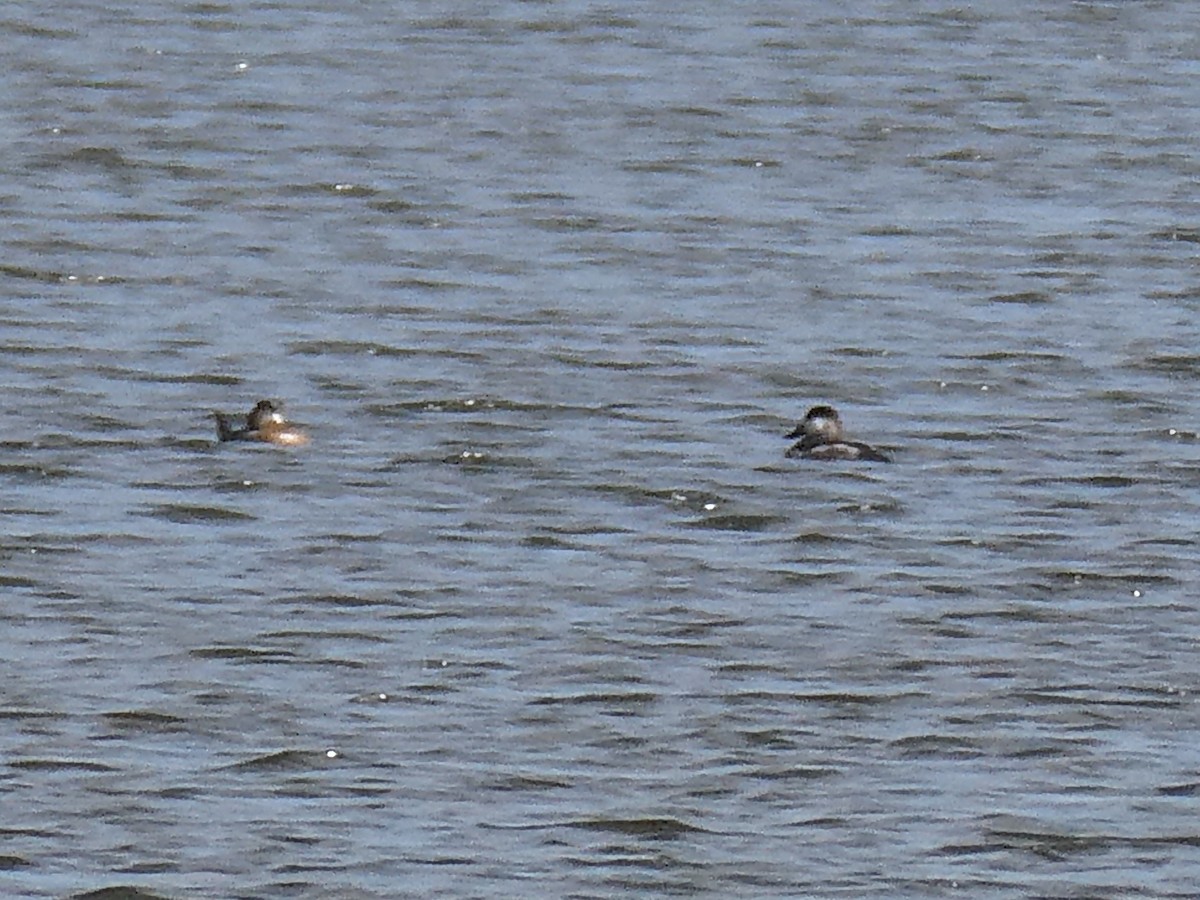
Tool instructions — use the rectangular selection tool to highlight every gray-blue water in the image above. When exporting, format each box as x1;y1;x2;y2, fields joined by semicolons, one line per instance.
4;2;1200;897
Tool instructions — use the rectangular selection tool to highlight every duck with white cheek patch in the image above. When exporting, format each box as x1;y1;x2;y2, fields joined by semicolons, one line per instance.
785;405;889;462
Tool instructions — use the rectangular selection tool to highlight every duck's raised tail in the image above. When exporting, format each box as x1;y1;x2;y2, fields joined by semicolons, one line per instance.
212;411;244;442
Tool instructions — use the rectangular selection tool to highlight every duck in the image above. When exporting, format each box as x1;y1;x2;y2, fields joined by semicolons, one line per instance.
213;399;309;447
785;405;889;462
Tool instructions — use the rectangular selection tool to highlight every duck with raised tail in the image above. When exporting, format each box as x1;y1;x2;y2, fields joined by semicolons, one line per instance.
785;405;889;462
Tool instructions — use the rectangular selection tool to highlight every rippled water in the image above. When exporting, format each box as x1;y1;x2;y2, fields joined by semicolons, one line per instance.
5;2;1200;897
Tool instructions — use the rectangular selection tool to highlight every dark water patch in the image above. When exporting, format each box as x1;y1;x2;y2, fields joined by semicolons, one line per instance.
666;103;726;119
0;825;58;840
604;404;673;423
744;763;837;782
727;156;782;169
383;606;458;621
716;661;791;676
292;655;368;670
440;449;497;467
728;690;909;709
1004;740;1099;761
589;484;728;519
1152;226;1200;244
1032;247;1106;267
266;628;390;646
158;160;223;182
548;351;657;371
377;275;470;290
640;487;729;512
522;533;585;550
965;350;1068;363
1016;474;1137;489
1161;427;1200;442
1094;388;1175;411
0;340;77;356
351;682;456;707
191;646;297;663
788;530;859;546
986;290;1053;305
983;818;1200;860
69;888;172;900
12;758;118;773
836;498;902;516
507;190;574;203
860;224;913;237
891;734;985;759
1147;285;1200;302
641;329;763;350
1131;354;1200;377
1;535;87;556
309;374;369;397
931;844;1008;864
0;263;92;283
735;728;797;750
368;197;425;216
140;503;255;524
927;622;976;639
918;582;974;596
492;773;573;792
931;146;990;162
0;471;63;494
621;158;702;175
1131;535;1195;549
974;531;1079;551
279;181;379;199
225;750;326;772
652;615;747;640
41;146;137;170
1011;687;1183;711
829;346;890;358
531;691;659;710
687;512;787;532
940;604;1071;625
101;710;189;734
153;785;204;801
110;210;173;225
14;434;146;451
527;214;608;232
7;20;76;38
290;593;395;608
79;412;138;432
418;659;510;680
1045;570;1175;590
561;817;707;839
205;477;274;495
0;854;31;870
981;822;1108;860
92;369;243;386
1157;782;1200;797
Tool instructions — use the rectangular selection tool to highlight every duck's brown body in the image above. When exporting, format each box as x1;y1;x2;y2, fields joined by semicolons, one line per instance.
213;400;309;447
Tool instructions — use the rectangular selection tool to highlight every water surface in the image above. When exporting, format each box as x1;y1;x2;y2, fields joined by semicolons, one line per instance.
3;2;1200;897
